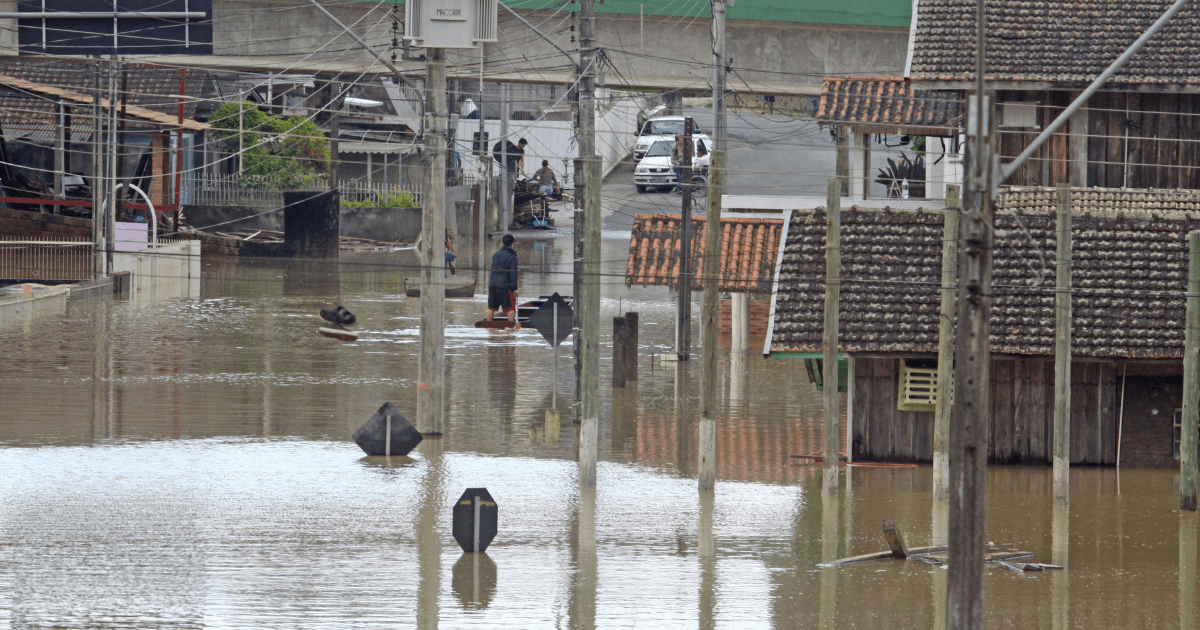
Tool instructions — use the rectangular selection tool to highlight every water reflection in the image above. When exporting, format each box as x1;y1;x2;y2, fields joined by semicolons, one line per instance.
1183;512;1197;630
570;486;596;630
451;553;497;610
3;251;1199;627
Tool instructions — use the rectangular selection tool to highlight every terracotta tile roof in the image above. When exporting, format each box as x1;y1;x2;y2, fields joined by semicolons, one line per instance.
817;77;963;133
768;188;1200;358
626;213;784;293
0;74;208;130
910;0;1200;86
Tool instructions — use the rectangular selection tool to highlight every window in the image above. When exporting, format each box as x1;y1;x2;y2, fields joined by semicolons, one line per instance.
1000;102;1040;129
897;359;941;412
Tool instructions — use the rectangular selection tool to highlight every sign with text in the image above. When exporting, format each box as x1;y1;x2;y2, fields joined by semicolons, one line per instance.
405;0;497;49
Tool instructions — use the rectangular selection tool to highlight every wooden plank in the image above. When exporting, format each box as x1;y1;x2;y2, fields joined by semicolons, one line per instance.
914;408;933;462
1010;360;1026;461
1108;93;1127;187
819;544;949;567
1027;360;1047;462
1088;92;1107;187
993;360;1013;462
882;519;910;558
1100;362;1117;464
872;358;894;460
853;357;872;458
1070;361;1085;464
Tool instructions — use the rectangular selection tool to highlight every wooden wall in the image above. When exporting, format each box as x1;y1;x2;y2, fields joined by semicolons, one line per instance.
851;356;1118;465
995;90;1200;189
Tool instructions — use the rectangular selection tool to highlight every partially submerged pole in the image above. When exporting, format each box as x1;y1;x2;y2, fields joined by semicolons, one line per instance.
417;47;447;435
579;156;601;487
934;185;959;502
676;117;695;360
1182;231;1200;511
822;177;842;496
1054;184;1073;506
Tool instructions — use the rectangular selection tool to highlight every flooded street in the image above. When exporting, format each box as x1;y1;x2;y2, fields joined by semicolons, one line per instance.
1;231;1197;629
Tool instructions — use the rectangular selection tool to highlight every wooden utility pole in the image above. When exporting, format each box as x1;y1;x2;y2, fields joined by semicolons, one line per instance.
1053;184;1073;506
677;116;695;360
934;185;960;502
699;0;727;494
1182;230;1200;511
578;0;600;486
417;48;447;436
823;178;842;496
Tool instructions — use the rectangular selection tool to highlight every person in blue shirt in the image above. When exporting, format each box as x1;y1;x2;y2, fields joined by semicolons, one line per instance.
486;234;520;329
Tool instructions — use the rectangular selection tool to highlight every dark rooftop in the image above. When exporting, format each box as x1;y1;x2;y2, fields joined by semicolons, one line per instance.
909;0;1200;86
768;187;1200;359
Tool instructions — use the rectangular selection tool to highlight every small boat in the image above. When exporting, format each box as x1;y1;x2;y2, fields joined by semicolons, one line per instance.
404;276;477;298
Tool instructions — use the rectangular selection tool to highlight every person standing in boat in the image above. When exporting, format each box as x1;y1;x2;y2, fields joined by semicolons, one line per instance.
486;233;520;329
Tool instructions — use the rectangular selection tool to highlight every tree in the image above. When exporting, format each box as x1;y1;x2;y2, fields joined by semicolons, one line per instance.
207;102;329;189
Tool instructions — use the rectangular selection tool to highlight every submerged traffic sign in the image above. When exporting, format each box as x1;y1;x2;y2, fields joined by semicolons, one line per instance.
452;488;498;553
351;402;422;456
526;293;573;348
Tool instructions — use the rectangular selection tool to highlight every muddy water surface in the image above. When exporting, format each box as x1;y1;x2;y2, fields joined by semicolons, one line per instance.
0;232;1196;628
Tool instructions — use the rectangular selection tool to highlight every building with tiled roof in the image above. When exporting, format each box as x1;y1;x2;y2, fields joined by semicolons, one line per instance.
906;0;1200;191
816;76;964;201
625;213;784;293
764;187;1200;467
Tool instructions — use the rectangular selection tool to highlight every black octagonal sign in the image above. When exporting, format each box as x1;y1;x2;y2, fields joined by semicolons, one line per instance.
452;488;498;553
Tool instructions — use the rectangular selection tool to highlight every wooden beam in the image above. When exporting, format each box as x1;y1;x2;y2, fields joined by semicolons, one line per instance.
883;519;910;558
934;185;959;501
1182;230;1200;511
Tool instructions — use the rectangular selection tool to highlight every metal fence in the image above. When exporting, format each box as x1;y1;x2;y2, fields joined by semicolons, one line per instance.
191;173;426;207
0;236;93;281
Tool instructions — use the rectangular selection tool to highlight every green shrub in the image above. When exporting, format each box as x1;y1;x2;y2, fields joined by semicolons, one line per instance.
341;188;420;208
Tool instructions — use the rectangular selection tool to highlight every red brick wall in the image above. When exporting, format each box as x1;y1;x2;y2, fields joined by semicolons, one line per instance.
0;207;91;239
718;299;771;338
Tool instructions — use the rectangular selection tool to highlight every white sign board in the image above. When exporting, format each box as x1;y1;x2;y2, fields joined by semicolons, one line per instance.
405;0;497;49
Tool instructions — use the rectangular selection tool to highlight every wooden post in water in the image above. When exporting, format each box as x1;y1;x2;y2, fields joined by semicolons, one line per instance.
934;185;960;503
1182;231;1200;511
625;312;638;384
823;177;842;496
613;316;629;388
1054;184;1073;506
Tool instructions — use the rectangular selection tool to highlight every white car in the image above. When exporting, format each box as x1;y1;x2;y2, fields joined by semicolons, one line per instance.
633;116;705;160
634;135;712;193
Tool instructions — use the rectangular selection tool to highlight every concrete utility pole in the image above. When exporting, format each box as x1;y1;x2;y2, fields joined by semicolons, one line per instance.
1183;230;1200;511
329;83;341;188
822;178;841;496
500;83;511;231
578;0;600;487
945;0;994;624
1053;184;1072;506
698;0;728;493
417;48;447;436
933;185;960;503
677;116;695;360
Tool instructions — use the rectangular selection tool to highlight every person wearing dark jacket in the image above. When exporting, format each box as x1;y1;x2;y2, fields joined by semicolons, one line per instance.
487;233;520;328
493;138;527;174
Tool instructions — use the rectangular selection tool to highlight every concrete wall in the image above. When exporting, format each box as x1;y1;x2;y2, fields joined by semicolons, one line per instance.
204;1;908;91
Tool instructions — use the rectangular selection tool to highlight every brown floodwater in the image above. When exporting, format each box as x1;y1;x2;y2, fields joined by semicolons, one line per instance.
0;231;1196;629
